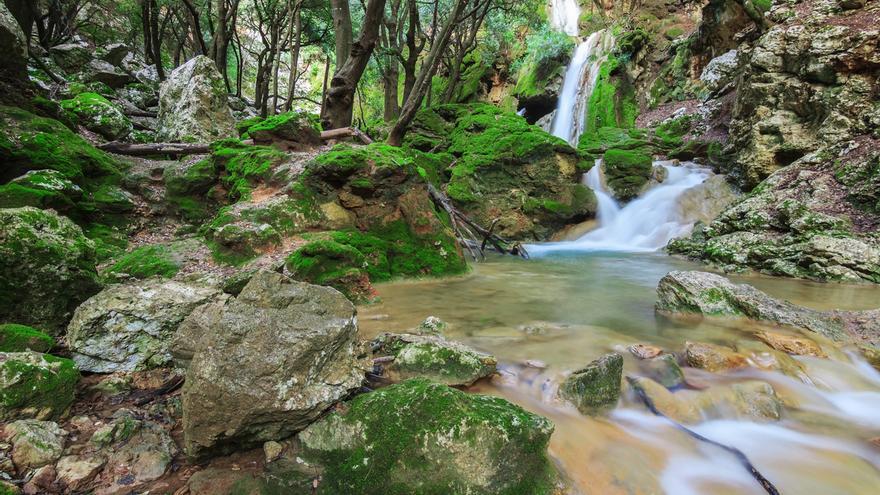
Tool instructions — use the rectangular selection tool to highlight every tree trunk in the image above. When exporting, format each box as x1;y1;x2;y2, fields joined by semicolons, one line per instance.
388;0;467;146
330;0;352;68
321;0;387;130
147;0;165;80
383;67;400;122
284;1;302;111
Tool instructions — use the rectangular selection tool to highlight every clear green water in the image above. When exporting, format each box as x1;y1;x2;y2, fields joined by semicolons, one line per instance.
359;253;880;495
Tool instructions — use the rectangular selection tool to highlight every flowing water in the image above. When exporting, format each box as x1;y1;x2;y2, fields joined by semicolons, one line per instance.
359;255;880;494
530;162;716;255
549;0;581;37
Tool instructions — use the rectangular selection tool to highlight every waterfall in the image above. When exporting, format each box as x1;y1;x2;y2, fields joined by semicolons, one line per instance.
549;0;581;36
528;163;714;255
548;29;614;146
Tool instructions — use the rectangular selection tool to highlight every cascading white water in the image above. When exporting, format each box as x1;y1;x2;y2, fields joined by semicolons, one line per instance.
529;163;713;255
548;0;581;36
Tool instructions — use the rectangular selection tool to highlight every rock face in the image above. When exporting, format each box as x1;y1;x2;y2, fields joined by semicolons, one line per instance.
174;271;365;459
5;420;66;471
0;351;79;421
656;271;880;348
299;378;557;494
0;207;102;335
0;2;28;84
67;278;222;373
372;333;497;386
157;55;235;142
559;353;623;413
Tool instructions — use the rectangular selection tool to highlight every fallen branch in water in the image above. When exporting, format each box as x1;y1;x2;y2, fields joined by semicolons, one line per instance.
427;183;528;259
626;376;780;495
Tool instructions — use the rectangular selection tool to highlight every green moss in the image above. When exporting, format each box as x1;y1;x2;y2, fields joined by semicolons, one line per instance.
247;111;321;139
0;351;79;421
83;223;128;261
285;240;370;300
0;324;55;352
212;141;287;200
236;116;264;136
603;149;653;200
583;57;638;138
59;92;132;140
512;25;575;100
105;245;180;280
301;379;556;495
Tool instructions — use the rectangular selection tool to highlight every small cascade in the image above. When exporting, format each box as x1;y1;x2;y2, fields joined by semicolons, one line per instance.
550;31;615;146
548;0;581;36
529;163;713;255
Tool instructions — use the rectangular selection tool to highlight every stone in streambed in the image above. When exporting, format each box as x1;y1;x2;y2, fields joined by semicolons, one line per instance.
628;377;783;423
641;353;685;388
173;271;365;459
755;330;826;357
4;420;66;471
559;353;623;413
372;333;497;387
684;341;748;372
298;378;558;494
628;343;663;359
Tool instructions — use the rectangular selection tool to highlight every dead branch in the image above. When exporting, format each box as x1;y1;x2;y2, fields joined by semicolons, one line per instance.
627;376;780;495
98;141;211;156
320;126;373;145
427;183;528;259
132;375;185;406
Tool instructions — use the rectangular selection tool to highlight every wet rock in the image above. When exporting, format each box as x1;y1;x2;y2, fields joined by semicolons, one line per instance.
55;454;105;491
157;55;235;142
656;271;878;344
4;420;66;471
629;343;663;359
642;353;685;388
174;271;365;459
299;378;557;494
67;278;223;373
559;353;623;413
372;333;497;387
755;331;826;357
629;377;783;423
673;174;739;225
628;377;702;423
0;208;102;335
684;341;748;372
0;351;79;421
416;315;448;335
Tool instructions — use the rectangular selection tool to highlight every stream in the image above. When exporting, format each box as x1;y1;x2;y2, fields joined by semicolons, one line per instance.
358;254;880;494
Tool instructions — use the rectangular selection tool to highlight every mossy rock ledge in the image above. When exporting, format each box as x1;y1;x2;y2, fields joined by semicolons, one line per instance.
0;351;79;421
298;378;559;495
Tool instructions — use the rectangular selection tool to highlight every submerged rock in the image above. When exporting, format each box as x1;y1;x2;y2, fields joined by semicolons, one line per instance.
559;353;623;413
656;271;880;345
372;333;497;386
641;353;685;388
175;271;365;459
755;330;826;358
298;378;557;494
629;377;783;423
684;341;748;372
67;278;223;373
157;55;235;142
5;420;66;471
0;207;102;335
0;351;78;422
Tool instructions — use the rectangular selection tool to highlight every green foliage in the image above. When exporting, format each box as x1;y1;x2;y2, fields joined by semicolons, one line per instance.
0;324;55;353
105;245;180;280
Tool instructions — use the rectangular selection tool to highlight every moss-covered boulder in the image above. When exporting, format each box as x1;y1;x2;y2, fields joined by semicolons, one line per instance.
157;55;235;142
60;92;133;140
559;353;623;414
0;324;54;353
298;378;557;495
247;111;321;149
284;239;374;302
163;157;221;222
0;169;83;212
0;351;79;421
0;207;102;335
371;333;497;387
601;149;653;201
404;104;596;240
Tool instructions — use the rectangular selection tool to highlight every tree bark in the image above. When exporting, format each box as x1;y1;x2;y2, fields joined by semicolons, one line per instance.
387;0;467;146
330;0;352;68
321;0;387;130
284;0;302;111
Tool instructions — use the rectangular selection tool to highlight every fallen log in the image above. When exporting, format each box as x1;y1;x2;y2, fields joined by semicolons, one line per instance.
321;126;373;145
427;183;528;259
626;376;780;495
124;109;158;118
98;141;211;156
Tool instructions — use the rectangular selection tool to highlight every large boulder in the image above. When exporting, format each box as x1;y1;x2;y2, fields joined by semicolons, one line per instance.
0;2;28;84
403;104;596;240
298;378;558;494
66;278;223;373
0;351;79;421
50;42;91;73
157;55;235;142
0;207;102;335
656;271;880;347
173;271;365;459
